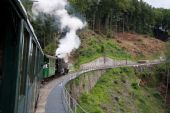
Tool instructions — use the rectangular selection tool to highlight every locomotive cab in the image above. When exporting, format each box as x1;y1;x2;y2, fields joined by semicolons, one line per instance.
55;57;69;76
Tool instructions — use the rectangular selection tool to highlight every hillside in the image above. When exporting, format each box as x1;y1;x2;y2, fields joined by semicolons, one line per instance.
72;29;130;67
72;29;166;67
78;67;170;113
115;33;166;59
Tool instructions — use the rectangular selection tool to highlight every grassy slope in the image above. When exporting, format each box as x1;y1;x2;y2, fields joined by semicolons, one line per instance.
78;67;167;113
74;29;131;67
115;33;166;60
73;29;165;67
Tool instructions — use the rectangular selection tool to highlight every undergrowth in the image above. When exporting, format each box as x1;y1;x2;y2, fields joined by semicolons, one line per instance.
78;67;167;113
74;30;131;68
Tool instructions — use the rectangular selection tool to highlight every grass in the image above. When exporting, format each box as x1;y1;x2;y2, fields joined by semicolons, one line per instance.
74;30;131;68
77;67;167;113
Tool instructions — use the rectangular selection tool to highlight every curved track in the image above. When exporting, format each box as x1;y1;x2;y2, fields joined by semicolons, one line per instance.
35;57;164;113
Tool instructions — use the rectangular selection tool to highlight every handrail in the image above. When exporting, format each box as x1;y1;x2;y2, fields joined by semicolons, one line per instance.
63;87;88;113
62;59;166;113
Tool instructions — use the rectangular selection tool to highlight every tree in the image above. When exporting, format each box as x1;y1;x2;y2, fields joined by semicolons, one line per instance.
164;41;170;104
69;0;170;37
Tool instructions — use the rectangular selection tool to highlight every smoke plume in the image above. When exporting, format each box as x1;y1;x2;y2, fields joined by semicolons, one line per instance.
32;0;86;62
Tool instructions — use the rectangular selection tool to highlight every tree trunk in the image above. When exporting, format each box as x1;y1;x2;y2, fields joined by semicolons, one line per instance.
165;63;169;104
92;13;95;31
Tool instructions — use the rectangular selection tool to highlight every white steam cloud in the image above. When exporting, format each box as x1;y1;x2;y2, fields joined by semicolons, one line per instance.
32;0;86;62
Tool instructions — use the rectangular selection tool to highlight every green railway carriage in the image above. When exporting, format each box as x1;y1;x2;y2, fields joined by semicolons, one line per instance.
43;55;57;78
0;1;69;113
0;0;44;113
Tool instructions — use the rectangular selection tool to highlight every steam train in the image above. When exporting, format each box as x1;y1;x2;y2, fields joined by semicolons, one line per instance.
43;55;69;79
0;0;68;113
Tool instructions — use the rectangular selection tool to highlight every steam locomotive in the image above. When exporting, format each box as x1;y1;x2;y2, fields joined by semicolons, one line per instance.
0;1;69;113
56;57;69;75
43;55;69;80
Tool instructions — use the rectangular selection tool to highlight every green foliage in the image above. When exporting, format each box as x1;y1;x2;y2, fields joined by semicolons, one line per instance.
78;67;167;113
69;0;170;36
31;14;58;49
21;0;33;14
75;77;80;86
74;30;131;67
165;41;170;60
44;41;57;55
131;82;139;89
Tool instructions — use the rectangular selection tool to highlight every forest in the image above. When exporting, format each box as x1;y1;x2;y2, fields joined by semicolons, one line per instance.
69;0;170;39
22;0;170;51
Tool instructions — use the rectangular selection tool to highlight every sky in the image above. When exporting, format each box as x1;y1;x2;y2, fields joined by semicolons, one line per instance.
143;0;170;9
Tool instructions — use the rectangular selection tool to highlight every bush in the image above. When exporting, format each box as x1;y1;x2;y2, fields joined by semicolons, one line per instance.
131;82;139;89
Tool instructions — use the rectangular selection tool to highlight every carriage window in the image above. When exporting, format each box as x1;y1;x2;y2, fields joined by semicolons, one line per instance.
19;29;29;95
36;49;40;74
38;51;42;72
34;47;38;75
30;42;36;83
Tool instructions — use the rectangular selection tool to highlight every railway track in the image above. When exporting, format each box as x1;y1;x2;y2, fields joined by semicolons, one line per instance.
35;57;165;113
